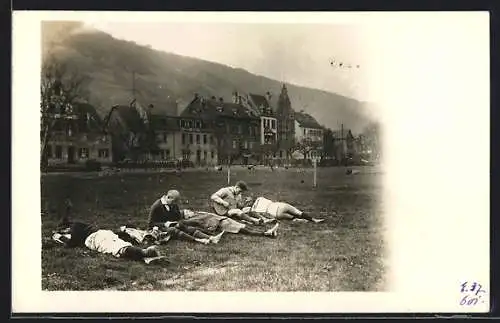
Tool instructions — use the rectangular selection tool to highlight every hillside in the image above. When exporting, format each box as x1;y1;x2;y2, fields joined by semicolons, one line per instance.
46;27;376;134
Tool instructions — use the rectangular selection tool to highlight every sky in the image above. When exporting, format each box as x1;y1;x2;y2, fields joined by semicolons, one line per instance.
86;22;374;102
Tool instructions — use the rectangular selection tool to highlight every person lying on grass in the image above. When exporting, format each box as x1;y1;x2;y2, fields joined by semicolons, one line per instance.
210;180;274;225
119;224;224;246
149;188;276;237
148;189;227;244
51;221;166;265
179;209;279;238
237;196;325;223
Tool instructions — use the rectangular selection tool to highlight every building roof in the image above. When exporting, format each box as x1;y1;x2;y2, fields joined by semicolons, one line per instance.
150;115;181;131
248;94;269;108
294;111;323;129
181;96;260;120
112;105;149;133
51;102;104;133
147;100;178;116
247;93;277;117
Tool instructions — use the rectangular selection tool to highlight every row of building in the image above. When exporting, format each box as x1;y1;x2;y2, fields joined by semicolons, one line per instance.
44;84;358;167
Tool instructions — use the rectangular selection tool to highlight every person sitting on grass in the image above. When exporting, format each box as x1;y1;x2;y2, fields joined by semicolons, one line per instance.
148;189;226;244
179;209;279;238
119;224;224;246
239;196;325;223
51;221;166;265
210;181;272;225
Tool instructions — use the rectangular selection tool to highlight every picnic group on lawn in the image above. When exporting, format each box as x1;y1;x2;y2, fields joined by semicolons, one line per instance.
51;180;325;265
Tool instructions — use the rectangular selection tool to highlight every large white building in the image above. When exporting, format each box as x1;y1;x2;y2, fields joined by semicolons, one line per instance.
294;111;324;160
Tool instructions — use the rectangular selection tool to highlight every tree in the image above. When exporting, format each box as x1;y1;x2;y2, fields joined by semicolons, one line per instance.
322;128;335;159
294;137;321;165
361;121;382;161
40;53;89;170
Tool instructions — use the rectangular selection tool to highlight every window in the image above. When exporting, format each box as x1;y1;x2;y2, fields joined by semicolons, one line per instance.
189;134;193;144
232;140;237;149
211;151;215;159
55;146;62;159
188;121;193;128
204;151;207;160
98;149;109;158
46;146;53;158
303;129;306;136
280;151;283;158
165;149;170;158
196;134;200;144
238;125;242;134
271;119;276;129
249;126;253;136
203;134;207;144
79;148;89;159
182;133;186;144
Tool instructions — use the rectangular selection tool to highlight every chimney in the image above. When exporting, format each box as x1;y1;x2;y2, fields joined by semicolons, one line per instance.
232;91;239;104
219;97;224;104
211;96;216;100
238;95;242;104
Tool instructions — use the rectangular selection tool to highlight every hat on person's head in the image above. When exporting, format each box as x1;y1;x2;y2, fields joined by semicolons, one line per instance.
235;180;249;192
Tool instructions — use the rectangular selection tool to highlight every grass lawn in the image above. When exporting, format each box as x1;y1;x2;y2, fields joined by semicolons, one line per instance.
41;166;386;291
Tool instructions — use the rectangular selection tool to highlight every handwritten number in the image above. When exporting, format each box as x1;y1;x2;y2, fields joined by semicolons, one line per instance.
459;281;487;306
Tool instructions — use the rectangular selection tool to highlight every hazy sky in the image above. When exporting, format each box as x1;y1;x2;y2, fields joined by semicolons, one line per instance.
87;22;373;101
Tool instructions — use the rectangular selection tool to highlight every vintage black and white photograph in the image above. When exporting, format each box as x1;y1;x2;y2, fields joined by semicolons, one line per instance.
12;11;490;313
38;19;385;292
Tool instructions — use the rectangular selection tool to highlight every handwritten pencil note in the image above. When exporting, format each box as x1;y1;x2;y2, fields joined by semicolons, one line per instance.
459;281;487;307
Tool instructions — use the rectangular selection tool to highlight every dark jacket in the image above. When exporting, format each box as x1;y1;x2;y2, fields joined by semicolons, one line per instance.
148;199;183;229
68;222;99;247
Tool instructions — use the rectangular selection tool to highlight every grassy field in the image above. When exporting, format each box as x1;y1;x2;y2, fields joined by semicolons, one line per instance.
41;166;386;291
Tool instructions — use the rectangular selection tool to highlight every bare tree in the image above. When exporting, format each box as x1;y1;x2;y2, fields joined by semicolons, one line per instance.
40;53;89;170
